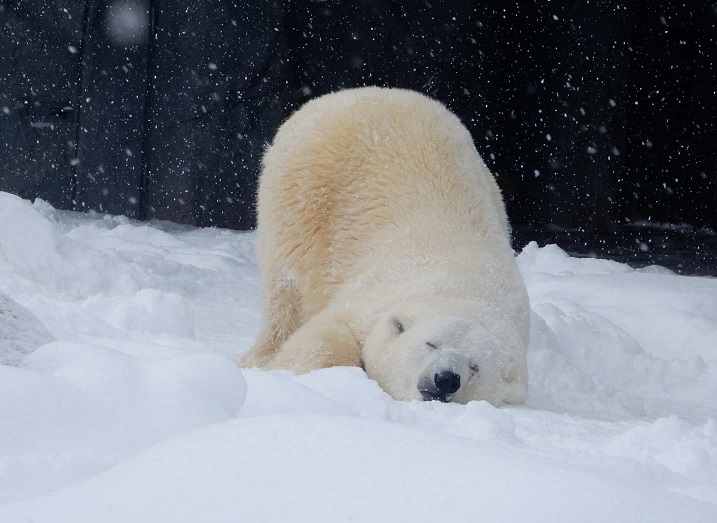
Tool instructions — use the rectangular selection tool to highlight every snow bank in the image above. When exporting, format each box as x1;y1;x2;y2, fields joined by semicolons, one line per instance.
0;192;258;352
0;192;715;520
0;342;246;501
520;241;717;421
1;416;715;523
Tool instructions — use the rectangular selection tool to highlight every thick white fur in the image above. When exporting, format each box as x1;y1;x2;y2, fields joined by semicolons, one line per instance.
241;87;529;405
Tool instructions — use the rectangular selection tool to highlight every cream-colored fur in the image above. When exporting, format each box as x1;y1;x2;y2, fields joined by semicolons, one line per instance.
241;87;529;405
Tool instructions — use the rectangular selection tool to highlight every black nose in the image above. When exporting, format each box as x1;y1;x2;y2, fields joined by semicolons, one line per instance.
434;371;461;395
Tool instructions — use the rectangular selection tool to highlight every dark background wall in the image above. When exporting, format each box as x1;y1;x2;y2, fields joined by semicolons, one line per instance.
624;0;716;229
1;0;715;231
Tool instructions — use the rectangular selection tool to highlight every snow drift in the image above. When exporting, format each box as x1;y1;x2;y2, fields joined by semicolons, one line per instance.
0;191;715;521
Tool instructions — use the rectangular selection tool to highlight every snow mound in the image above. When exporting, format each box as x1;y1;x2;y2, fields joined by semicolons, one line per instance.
0;290;53;365
82;289;196;338
1;416;715;523
0;342;246;501
0;191;257;352
518;241;634;276
605;416;717;482
518;241;717;420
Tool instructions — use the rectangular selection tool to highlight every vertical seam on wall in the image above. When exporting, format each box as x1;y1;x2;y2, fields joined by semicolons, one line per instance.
139;0;158;221
71;0;93;209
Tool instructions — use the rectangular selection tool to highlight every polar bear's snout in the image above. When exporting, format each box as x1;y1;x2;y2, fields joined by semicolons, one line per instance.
420;370;462;402
418;350;473;403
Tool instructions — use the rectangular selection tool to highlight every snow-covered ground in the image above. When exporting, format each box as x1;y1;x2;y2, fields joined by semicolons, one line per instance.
1;191;716;522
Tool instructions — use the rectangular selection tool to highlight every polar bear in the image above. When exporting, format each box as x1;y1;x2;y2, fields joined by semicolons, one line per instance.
241;87;529;405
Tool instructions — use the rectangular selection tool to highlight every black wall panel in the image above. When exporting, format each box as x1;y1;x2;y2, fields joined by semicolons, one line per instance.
1;0;715;230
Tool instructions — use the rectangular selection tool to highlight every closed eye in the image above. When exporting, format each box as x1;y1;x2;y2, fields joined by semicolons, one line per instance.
469;365;479;375
426;342;439;350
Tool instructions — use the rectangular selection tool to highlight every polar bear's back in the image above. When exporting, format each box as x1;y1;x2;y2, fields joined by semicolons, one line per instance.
257;87;513;316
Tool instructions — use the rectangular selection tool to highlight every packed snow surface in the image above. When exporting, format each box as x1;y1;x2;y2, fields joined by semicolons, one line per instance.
0;191;716;522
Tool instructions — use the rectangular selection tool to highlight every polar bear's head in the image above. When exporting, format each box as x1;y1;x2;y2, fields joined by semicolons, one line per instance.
361;301;528;405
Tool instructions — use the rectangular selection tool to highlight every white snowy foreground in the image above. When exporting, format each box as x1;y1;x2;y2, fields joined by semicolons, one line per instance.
0;191;716;522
